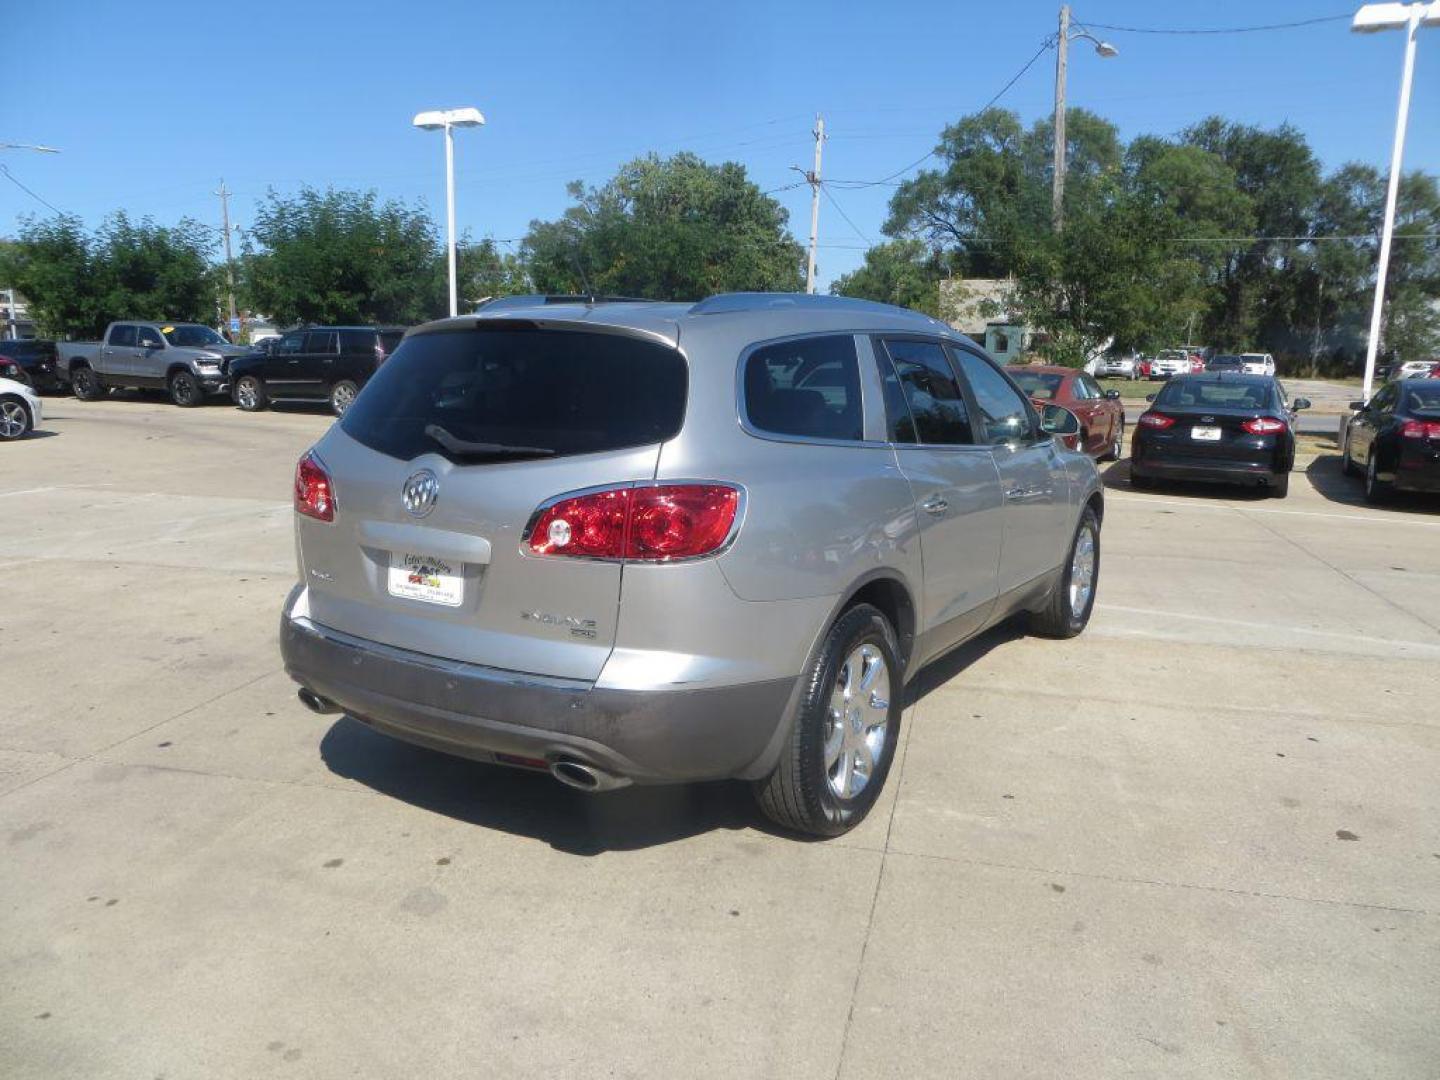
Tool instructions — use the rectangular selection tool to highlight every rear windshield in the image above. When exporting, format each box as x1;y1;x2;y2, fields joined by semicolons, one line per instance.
1156;380;1272;410
1209;356;1243;367
1403;385;1440;414
1007;371;1064;400
340;326;687;462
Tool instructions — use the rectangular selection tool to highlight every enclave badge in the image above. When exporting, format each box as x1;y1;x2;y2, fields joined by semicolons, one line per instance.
402;470;439;518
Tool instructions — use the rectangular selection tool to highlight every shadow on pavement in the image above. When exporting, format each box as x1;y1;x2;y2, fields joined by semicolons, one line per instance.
1098;458;1274;502
904;618;1026;707
1304;453;1439;515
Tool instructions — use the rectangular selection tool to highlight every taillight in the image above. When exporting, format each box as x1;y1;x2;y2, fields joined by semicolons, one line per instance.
1401;420;1440;439
1138;412;1175;429
527;483;741;562
1242;417;1287;435
295;451;335;522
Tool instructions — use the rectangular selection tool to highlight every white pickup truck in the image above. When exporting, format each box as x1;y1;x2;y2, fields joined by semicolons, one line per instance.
58;321;252;407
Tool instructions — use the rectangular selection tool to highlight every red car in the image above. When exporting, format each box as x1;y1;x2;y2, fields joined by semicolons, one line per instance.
1007;364;1126;460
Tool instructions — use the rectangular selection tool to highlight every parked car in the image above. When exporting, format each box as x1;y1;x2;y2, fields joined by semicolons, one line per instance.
1097;352;1142;380
0;339;61;392
1006;364;1125;461
1389;359;1439;382
57;322;252;407
0;357;28;386
1188;354;1206;374
1131;373;1308;497
1148;349;1192;379
1206;355;1247;374
281;294;1105;838
229;326;404;416
0;374;42;441
1240;352;1276;376
1340;378;1440;502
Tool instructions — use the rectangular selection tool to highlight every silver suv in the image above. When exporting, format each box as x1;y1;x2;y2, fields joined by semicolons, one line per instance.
281;294;1103;836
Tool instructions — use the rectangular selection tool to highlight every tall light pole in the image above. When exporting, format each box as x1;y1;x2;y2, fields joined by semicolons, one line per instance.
1051;6;1118;231
1352;2;1439;401
792;115;826;294
215;180;239;333
413;106;486;317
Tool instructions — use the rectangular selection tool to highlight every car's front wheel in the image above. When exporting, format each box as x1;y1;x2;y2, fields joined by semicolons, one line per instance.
755;603;902;838
0;395;31;440
71;365;107;402
233;375;268;412
1031;505;1100;639
1102;419;1124;462
169;370;203;408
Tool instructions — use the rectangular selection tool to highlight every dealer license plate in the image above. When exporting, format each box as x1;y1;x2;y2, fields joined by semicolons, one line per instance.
1190;426;1222;441
387;551;464;607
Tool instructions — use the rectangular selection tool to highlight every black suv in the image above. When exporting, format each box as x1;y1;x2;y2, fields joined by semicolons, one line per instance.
0;339;61;392
229;326;404;416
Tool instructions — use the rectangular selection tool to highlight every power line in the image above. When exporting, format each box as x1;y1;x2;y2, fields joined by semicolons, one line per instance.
1085;13;1351;35
0;164;64;214
819;183;872;245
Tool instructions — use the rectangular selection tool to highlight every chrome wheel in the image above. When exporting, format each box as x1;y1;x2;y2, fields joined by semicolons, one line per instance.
0;399;29;439
1069;523;1097;615
823;643;891;800
236;377;259;410
330;381;357;416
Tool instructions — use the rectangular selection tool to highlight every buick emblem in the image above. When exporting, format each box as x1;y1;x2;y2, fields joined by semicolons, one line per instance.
402;470;439;518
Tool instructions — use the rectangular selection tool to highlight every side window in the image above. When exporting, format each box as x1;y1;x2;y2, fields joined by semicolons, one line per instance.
136;326;164;349
340;329;373;355
277;332;306;356
878;339;973;446
952;349;1035;445
304;330;338;355
743;335;863;442
1371;384;1398;413
1079;375;1103;400
109;325;137;348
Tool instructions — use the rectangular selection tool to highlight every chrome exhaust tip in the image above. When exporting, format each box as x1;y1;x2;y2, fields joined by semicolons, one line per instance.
296;688;341;715
548;758;631;793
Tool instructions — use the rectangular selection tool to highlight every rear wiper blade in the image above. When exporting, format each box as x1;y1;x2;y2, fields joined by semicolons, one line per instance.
423;424;555;459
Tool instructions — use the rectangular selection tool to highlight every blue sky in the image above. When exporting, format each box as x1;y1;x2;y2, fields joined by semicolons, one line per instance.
3;0;1437;289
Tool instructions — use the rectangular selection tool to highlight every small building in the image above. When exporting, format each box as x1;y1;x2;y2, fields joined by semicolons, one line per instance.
984;321;1033;363
939;278;1030;354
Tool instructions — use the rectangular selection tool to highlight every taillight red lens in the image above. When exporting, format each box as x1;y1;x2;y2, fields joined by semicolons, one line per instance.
1242;417;1287;435
295;451;335;522
1401;420;1440;439
527;483;740;561
1138;412;1175;429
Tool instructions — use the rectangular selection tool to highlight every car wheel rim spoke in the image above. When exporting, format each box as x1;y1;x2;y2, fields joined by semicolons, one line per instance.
1069;527;1096;613
825;642;890;801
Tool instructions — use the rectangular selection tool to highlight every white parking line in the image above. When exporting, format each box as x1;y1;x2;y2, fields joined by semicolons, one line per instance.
0;486;57;498
1107;493;1440;528
1097;603;1440;654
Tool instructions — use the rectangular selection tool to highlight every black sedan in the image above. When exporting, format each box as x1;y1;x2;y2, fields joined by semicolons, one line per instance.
0;339;62;392
1341;379;1440;502
1131;373;1309;498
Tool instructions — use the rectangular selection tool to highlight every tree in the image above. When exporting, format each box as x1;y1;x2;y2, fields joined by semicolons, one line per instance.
458;237;531;303
242;187;444;325
522;153;804;299
0;213;218;338
830;239;947;316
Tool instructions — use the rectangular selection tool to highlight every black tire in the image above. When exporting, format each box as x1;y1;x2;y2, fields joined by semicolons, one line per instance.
0;394;31;441
71;365;107;402
329;379;359;417
1030;505;1101;640
1364;450;1392;504
169;370;203;408
233;374;268;412
1269;473;1290;499
1340;432;1360;477
754;604;903;838
1101;419;1124;463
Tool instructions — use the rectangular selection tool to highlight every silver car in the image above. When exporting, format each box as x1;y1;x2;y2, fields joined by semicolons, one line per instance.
281;294;1104;837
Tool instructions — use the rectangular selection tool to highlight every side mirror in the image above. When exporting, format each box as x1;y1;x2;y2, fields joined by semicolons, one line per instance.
1292;397;1311;411
1104;389;1121;400
1145;393;1156;402
1348;400;1366;411
1038;403;1083;450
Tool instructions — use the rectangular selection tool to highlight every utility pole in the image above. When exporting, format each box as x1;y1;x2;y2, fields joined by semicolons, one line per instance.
215;180;238;332
801;115;826;294
1052;4;1070;232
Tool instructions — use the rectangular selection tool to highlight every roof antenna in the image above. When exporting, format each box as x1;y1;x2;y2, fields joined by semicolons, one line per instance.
566;228;596;301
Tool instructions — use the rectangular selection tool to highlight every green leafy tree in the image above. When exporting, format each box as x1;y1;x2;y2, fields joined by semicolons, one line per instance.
458;237;531;303
0;213;217;338
243;187;444;325
522;153;804;299
829;239;947;315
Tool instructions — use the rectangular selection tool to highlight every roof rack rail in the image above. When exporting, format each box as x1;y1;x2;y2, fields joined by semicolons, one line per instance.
687;292;939;321
474;294;661;313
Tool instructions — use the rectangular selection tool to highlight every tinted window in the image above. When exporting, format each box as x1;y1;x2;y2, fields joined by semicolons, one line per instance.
953;350;1034;444
162;324;225;347
1080;375;1104;399
1008;370;1064;401
878;339;972;446
339;329;374;355
744;335;863;442
341;327;687;463
136;326;164;348
1155;379;1272;410
277;332;305;355
108;325;137;347
304;330;338;354
1402;384;1440;414
378;331;403;356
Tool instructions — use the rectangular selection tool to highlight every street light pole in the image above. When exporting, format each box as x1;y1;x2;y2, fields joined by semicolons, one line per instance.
1353;1;1439;401
1052;5;1070;232
215;180;239;332
413;107;486;318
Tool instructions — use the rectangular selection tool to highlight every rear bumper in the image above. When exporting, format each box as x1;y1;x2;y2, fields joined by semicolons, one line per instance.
280;603;795;785
1132;457;1283;486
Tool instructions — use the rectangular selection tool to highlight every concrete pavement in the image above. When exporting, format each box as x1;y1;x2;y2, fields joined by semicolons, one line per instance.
2;397;1437;1078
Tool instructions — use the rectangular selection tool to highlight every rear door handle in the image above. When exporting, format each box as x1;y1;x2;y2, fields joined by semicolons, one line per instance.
920;496;949;516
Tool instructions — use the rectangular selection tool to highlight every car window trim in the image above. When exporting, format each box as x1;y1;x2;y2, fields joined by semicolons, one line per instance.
946;341;1046;449
869;333;993;453
736;331;891;449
